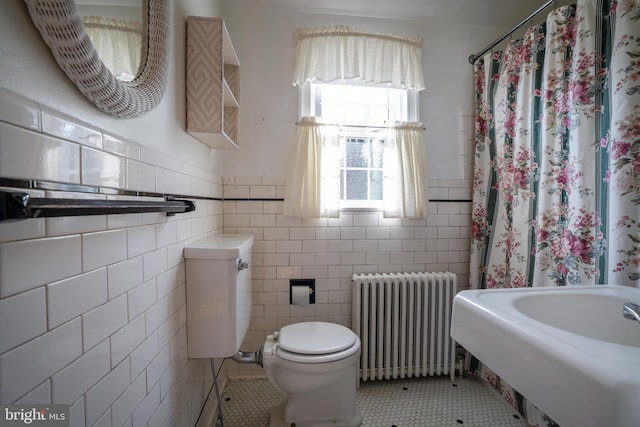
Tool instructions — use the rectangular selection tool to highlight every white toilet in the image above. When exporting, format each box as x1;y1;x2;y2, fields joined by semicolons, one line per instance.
185;234;362;427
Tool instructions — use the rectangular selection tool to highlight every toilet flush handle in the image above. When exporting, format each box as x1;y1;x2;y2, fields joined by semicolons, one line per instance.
238;258;249;271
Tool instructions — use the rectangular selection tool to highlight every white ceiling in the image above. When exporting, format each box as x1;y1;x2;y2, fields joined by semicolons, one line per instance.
222;0;553;28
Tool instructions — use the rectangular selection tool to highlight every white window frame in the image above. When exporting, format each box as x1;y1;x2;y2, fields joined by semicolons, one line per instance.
299;81;419;123
299;81;420;210
339;129;386;209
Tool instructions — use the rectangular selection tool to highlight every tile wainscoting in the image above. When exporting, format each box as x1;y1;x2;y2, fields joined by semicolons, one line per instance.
0;89;223;427
0;86;476;424
221;176;472;379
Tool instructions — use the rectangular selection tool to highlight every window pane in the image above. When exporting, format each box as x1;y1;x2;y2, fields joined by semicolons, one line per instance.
346;138;368;168
344;105;367;126
321;85;342;103
342;85;368;100
309;82;412;207
370;171;383;200
388;89;408;122
368;106;388;126
346;170;368;200
371;139;385;168
321;103;343;124
368;87;389;105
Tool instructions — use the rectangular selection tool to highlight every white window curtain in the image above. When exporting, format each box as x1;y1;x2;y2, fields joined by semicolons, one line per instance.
283;117;340;218
283;119;429;219
285;26;428;219
82;16;142;81
384;122;428;218
293;25;425;91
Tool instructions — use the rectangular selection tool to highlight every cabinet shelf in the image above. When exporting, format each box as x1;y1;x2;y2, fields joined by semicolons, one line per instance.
223;76;239;108
186;17;240;150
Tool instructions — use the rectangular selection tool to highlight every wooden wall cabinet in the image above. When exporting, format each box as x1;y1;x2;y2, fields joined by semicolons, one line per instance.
186;17;240;149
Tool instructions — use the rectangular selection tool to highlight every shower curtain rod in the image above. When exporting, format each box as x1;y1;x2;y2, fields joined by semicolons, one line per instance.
468;0;555;64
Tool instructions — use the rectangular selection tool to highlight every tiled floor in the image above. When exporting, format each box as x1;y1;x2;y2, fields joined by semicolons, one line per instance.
198;376;529;427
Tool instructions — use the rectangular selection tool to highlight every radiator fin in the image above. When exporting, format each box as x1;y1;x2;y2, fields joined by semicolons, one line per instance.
352;272;457;382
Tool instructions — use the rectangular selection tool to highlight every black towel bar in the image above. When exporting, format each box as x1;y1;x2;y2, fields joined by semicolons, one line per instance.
0;190;195;222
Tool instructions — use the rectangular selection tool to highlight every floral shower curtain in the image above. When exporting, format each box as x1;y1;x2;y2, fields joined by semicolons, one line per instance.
471;0;640;290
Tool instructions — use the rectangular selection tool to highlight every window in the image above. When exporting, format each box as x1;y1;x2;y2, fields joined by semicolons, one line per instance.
342;134;384;205
286;25;427;218
301;82;418;209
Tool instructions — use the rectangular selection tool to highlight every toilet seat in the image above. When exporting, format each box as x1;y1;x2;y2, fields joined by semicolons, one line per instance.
272;322;360;364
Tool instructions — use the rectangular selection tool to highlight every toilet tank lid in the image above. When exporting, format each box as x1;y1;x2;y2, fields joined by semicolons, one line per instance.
184;234;254;260
278;322;357;355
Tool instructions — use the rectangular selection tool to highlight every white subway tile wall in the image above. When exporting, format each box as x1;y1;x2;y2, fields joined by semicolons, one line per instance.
222;173;473;378
0;87;476;422
0;89;223;427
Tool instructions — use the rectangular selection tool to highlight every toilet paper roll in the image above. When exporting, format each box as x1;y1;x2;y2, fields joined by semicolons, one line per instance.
291;286;310;305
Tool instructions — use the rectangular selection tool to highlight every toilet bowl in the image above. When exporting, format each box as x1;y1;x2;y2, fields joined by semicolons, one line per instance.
262;322;362;427
184;235;362;426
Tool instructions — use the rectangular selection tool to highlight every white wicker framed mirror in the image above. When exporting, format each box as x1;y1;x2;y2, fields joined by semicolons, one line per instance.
24;0;170;119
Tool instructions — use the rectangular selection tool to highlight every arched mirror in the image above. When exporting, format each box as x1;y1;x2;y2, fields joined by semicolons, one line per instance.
24;0;170;119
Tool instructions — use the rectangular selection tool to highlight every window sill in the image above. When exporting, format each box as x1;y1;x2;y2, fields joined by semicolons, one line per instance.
339;207;382;213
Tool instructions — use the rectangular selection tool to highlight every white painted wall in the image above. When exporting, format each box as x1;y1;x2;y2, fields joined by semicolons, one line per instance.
0;0;221;172
220;8;506;179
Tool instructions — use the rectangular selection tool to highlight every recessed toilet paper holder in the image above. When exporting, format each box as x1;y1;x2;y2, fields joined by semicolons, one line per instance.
290;279;315;305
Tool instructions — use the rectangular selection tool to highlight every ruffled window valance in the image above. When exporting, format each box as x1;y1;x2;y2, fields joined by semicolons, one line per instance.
293;25;425;91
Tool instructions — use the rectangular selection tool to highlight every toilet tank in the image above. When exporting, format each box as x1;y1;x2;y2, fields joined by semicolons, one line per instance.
184;234;254;358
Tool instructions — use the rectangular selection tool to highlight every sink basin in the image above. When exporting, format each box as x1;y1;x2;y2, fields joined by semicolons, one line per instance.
451;285;640;427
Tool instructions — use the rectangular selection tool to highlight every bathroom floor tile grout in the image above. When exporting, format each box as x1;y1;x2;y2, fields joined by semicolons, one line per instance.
199;376;529;427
